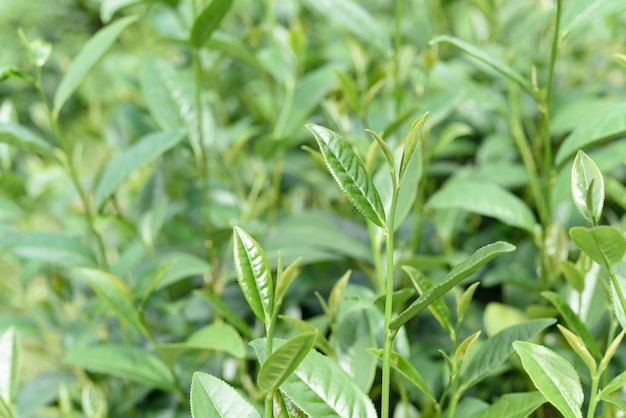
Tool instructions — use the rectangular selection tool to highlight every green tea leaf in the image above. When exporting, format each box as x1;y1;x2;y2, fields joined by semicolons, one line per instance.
73;268;149;338
469;392;546;418
461;319;556;389
195;290;253;339
53;15;138;115
399;112;428;183
600;369;626;396
251;338;377;418
430;35;534;98
8;232;97;268
0;123;56;158
600;394;626;413
598;329;625;375
94;129;185;210
557;325;596;373
100;0;142;23
392;241;515;330
541;291;601;358
403;266;454;335
561;260;585;293
513;341;583;418
368;348;436;403
335;308;377;392
307;124;386;228
64;345;176;391
158;322;246;361
571;150;604;224
366;129;395;180
555;103;626;167
140;59;183;131
190;0;234;47
191;372;260;418
275;256;302;312
569;226;626;268
258;332;317;393
0;327;18;405
427;180;537;234
233;227;274;324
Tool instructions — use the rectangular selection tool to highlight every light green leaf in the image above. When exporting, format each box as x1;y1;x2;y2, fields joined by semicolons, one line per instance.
190;0;234;47
571;150;604;224
154;252;212;292
569;226;626;268
251;338;377;418
204;33;265;72
469;392;546;418
392;241;515;330
610;259;626;329
557;325;596;374
399;112;429;183
258;332;317;393
158;322;246;362
301;0;389;53
9;232;97;268
403;266;454;335
73;268;149;338
195;290;253;339
307;124;386;228
427;180;536;234
64;345;176;391
100;0;142;23
53;15;138;115
335;308;377;392
0;327;18;405
367;130;395;179
513;341;583;418
598;329;625;375
460;319;556;390
555;103;626;167
430;35;534;98
94;130;185;210
601;394;626;413
600;369;626;396
559;0;616;41
140;59;183;131
275;256;302;312
191;372;260;418
233;227;274;324
561;260;585;293
0;123;56;157
541;291;601;358
368;348;436;403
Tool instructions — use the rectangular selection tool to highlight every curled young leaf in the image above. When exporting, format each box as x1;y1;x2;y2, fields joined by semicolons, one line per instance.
571;150;604;225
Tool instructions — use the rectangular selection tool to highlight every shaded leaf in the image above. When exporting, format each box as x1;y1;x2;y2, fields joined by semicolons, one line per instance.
233;227;274;324
64;345;176;391
307;124;386;228
0;123;56;158
94;130;185;210
469;392;546;418
569;226;626;268
53;15;138;115
428;180;536;234
600;370;626;397
9;232;97;268
513;342;583;418
403;266;454;335
392;242;515;330
258;332;317;393
461;318;556;389
100;0;142;23
195;290;253;339
251;338;377;418
335;308;377;392
190;0;234;47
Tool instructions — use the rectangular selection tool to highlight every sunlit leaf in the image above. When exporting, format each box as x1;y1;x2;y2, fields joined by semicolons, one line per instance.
190;372;260;418
513;342;583;418
571;150;604;224
469;392;546;418
569;226;626;268
399;112;429;183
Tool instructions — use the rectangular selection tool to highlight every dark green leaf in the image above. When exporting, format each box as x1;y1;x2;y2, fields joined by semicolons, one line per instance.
513;342;583;418
307;124;386;228
190;0;234;48
94;130;185;210
569;226;626;268
403;266;454;335
392;241;515;330
64;345;176;391
53;15;138;115
258;332;317;393
233;227;274;324
461;318;556;389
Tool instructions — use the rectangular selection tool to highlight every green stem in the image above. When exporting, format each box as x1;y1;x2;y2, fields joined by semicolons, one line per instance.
368;222;385;294
381;186;398;418
586;372;600;418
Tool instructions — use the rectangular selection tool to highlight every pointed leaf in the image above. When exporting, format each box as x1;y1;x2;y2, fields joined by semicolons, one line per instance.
542;291;601;358
599;329;625;375
190;0;234;47
513;341;583;418
0;327;18;405
461;318;556;388
600;370;626;396
94;129;185;210
366;129;395;180
403;266;453;335
275;256;302;312
557;325;596;373
53;15;138;115
368;348;436;403
428;180;536;233
64;345;176;391
430;35;534;98
0;123;56;158
158;322;246;361
570;226;626;268
329;270;351;320
251;338;377;418
9;232;97;268
258;332;317;393
571;150;604;224
307;124;386;228
392;241;515;330
73;268;149;338
233;227;274;323
399;112;428;183
561;260;585;293
191;372;260;418
469;392;546;418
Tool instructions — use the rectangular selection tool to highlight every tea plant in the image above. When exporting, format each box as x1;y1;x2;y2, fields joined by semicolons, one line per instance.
2;0;626;417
